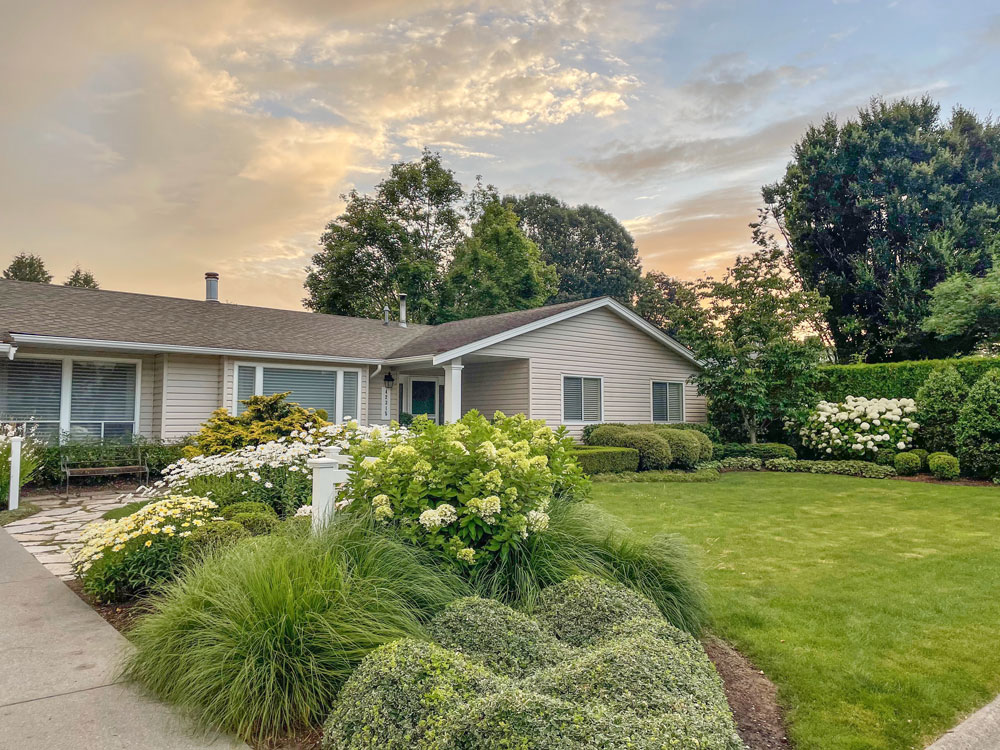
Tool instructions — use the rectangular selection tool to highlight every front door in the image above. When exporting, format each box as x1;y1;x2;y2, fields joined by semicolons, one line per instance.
410;379;438;423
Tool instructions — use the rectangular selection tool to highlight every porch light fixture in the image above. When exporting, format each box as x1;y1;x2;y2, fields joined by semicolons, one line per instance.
383;371;395;386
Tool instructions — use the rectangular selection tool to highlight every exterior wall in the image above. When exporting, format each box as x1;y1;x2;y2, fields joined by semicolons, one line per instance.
477;306;705;439
367;367;399;426
7;346;158;438
461;360;529;418
162;354;225;440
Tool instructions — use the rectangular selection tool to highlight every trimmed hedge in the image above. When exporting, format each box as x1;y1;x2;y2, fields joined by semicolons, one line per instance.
910;449;929;471
928;452;961;480
717;456;763;472
894;452;921;476
916;365;968;454
818;356;1000;401
955;370;1000;479
587;426;672;471
218;501;276;519
659;429;702;469
229;511;279;536
582;421;720;444
570;447;640;475
764;458;897;478
591;468;721;483
716;442;796;461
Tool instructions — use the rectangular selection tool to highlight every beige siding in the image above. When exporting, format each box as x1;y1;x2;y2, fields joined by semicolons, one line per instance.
462;360;529;418
162;354;224;439
368;367;400;426
477;306;705;439
151;354;165;438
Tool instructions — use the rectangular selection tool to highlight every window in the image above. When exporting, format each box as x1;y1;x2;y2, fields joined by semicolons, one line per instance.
0;356;139;442
652;381;684;423
235;364;359;422
563;376;602;423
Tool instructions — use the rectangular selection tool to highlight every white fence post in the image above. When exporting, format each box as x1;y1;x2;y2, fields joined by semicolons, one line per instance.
8;436;22;512
307;446;351;532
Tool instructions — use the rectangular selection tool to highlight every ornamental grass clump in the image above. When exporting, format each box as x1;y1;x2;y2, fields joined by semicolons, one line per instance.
73;495;218;601
122;515;467;743
795;396;919;460
342;411;588;568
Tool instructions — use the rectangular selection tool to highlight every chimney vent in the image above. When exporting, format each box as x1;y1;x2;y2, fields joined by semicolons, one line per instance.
383;304;390;325
205;272;219;302
399;293;407;328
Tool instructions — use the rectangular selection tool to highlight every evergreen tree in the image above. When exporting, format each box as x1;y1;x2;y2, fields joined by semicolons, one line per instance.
3;252;52;283
64;267;100;289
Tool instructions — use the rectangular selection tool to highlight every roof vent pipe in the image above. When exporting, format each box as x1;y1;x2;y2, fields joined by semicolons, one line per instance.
383;304;390;325
399;293;407;328
205;272;219;302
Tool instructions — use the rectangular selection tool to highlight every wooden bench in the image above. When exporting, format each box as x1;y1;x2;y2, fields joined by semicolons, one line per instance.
61;445;149;495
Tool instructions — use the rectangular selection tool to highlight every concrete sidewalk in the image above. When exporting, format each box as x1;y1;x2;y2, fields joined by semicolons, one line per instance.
928;696;1000;750
0;527;245;750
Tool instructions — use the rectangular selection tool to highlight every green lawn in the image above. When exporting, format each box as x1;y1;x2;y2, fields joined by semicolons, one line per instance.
591;472;1000;750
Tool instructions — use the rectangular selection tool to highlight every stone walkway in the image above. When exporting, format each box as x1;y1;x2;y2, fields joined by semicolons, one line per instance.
4;490;137;579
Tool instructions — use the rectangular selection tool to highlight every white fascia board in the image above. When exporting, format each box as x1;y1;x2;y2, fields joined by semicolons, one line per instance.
427;298;703;368
382;355;436;366
9;334;383;365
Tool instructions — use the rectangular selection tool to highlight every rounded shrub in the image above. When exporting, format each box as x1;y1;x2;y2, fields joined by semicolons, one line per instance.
229;511;279;536
218;501;276;520
588;426;671;471
910;448;929;471
928;452;961;480
428;597;567;678
687;429;714;461
122;516;468;743
893;452;921;477
916;365;968;454
659;429;702;469
955;370;1000;479
533;575;661;646
875;449;897;466
322;639;497;750
181;520;250;563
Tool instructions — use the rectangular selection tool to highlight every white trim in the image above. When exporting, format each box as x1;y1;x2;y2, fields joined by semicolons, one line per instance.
10;334;382;365
404;375;444;424
650;379;686;423
560;373;604;424
426;298;702;367
159;354;169;440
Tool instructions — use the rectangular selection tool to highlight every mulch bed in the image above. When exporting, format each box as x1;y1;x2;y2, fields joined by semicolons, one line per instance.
64;578;146;634
891;473;995;487
704;637;792;750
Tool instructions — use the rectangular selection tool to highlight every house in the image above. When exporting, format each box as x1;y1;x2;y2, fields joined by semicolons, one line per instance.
0;275;705;442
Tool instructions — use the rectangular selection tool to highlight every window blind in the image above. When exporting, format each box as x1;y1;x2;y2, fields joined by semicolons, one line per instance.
70;362;136;422
0;359;63;423
342;371;359;420
652;381;684;422
652;382;668;422
262;367;336;416
236;365;256;415
563;376;601;422
582;377;602;421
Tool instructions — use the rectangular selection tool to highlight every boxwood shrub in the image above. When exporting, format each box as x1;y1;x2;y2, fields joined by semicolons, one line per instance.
570;447;640;475
229;511;280;536
910;448;929;471
582;421;720;444
587;426;672;471
658;429;702;469
181;520;250;563
218;501;276;519
893;452;921;476
764;458;896;478
928;452;961;480
717;442;797;461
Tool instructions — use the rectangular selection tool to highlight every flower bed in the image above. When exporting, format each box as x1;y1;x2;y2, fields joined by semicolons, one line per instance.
795;396;918;460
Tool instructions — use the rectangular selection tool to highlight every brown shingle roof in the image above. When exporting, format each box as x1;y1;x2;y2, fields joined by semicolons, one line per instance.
0;280;603;362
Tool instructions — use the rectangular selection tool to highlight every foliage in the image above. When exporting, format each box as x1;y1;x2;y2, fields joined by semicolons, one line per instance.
324;580;737;750
894;452;921;476
218;500;275;518
343;411;588;567
32;435;187;486
764;97;1000;362
190;392;328;456
230;511;279;536
503;192;642;305
0;424;41;509
818;356;1000;401
795;396;919;460
764;458;897;479
74;496;219;601
874;449;898;466
64;266;99;288
304;149;465;323
591;468;721;483
715;442;797;461
927;452;961;480
586;426;672;471
658;429;702;469
428;597;568;678
658;247;828;443
922;266;1000;351
634;271;708;346
3;251;52;282
437;197;557;321
955;370;1000;478
581;421;720;444
102;500;149;520
916;366;969;453
570;446;639;474
122;516;467;743
718;456;763;472
180;520;250;563
910;448;930;471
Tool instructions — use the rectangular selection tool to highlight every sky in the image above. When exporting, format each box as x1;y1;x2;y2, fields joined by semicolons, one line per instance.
2;0;998;310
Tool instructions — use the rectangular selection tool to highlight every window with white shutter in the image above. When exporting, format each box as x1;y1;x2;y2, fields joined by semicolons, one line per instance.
563;376;602;423
652;381;684;423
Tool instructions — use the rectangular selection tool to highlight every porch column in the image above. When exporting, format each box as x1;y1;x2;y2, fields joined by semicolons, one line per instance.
442;358;463;423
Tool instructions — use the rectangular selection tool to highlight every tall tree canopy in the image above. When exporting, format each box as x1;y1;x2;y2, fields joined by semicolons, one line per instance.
764;97;1000;362
304;149;464;323
3;252;52;283
64;266;99;288
503;193;642;305
634;271;706;347
438;197;558;321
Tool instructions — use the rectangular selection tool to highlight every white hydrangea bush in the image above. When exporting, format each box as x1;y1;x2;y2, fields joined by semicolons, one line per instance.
795;396;919;460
